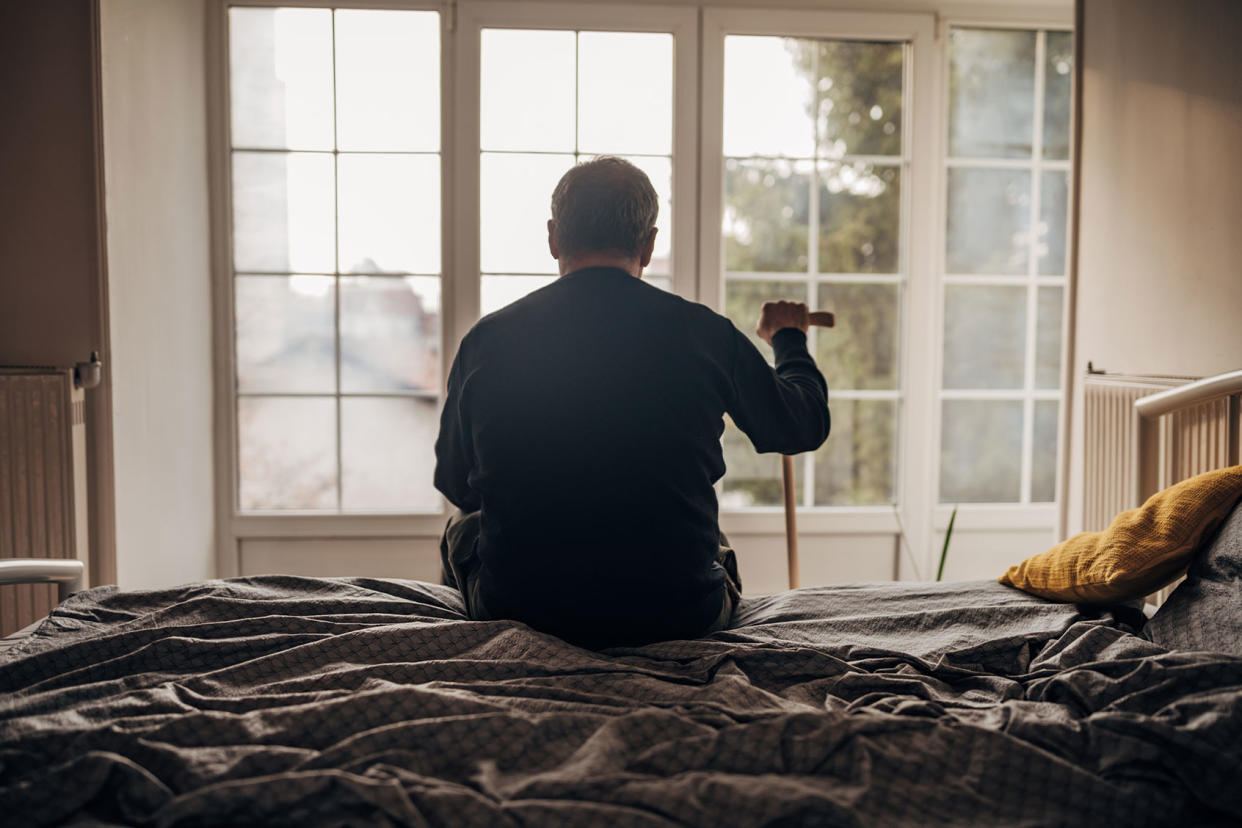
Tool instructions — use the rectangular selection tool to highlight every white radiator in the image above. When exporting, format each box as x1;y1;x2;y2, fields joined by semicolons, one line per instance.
0;369;88;636
1082;373;1187;532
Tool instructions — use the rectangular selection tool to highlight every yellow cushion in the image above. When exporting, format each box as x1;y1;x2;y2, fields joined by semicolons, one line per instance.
1000;465;1242;602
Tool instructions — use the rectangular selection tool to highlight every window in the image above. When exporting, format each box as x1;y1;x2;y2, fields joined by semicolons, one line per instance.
227;7;443;512
478;27;676;312
215;3;1073;581
718;35;906;508
939;28;1072;505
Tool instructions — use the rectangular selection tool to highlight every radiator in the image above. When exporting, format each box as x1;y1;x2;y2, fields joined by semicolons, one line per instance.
0;369;88;636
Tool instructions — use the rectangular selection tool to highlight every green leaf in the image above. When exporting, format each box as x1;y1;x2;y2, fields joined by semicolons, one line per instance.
936;505;958;582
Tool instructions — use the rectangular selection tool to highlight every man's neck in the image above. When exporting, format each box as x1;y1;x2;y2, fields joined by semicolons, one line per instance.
557;252;642;278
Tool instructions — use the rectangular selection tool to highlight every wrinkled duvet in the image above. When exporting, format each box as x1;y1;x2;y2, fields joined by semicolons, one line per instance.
1;576;1240;827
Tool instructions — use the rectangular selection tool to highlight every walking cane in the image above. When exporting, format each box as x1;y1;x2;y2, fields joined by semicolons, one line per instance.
783;310;835;590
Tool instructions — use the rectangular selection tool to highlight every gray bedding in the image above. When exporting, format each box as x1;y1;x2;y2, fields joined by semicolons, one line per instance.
1;576;1239;827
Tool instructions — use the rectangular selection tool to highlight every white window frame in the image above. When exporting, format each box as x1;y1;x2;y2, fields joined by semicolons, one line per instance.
450;1;700;350
207;0;1073;583
702;8;940;567
930;11;1074;550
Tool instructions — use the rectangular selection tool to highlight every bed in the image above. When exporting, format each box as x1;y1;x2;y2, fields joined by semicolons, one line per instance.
2;375;1240;826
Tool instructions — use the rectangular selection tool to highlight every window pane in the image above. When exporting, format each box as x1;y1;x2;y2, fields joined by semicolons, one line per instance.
819;163;900;273
814;399;896;506
1038;170;1068;276
949;29;1036;159
940;399;1023;502
481;275;556;316
623;155;672;276
341;397;440;511
724;279;807;357
578;32;672;155
943;285;1027;389
1031;400;1059;502
481;153;574;274
334;10;439;152
723;36;815;158
232;151;335;273
1042;31;1073;160
1035;286;1063;389
337;154;440;274
229;8;334;151
235;276;335;393
239;397;336;510
816;283;899;391
723;159;811;273
816;40;904;158
946;167;1031;274
481;29;575;152
340;276;440;393
721;417;786;508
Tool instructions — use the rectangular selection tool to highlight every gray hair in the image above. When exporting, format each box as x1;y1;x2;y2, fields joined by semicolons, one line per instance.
549;156;658;258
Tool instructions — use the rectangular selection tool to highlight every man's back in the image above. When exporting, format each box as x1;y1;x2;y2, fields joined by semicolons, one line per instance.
435;266;829;648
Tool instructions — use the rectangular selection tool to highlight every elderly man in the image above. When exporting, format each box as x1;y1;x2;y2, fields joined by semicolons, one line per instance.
435;156;829;649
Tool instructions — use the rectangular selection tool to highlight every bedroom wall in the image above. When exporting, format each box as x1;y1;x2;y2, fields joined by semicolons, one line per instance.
0;0;117;588
100;0;216;588
1065;0;1242;534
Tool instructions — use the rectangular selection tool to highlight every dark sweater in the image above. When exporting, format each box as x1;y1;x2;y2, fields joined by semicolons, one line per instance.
434;266;829;647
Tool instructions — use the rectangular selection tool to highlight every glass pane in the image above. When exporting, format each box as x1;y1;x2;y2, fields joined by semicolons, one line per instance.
239;397;336;510
647;277;672;293
578;32;673;155
481;275;557;316
337;154;440;274
816;283;898;391
819;163;900;273
235;276;334;393
721;417;786;508
1038;171;1068;276
724;279;807;357
943;285;1027;390
481;152;574;274
624;155;672;276
1035;286;1063;389
723;36;815;158
816;40;904;158
949;28;1036;159
1042;31;1073;160
1031;400;1059;502
723;159;811;273
229;8;334;151
940;399;1023;503
340;276;440;393
814;399;896;506
946;167;1031;274
232;151;335;273
341;397;440;511
481;29;575;152
334;10;439;152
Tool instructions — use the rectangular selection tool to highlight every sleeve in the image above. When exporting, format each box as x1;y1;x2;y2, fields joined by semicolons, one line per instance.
433;337;482;512
726;325;831;455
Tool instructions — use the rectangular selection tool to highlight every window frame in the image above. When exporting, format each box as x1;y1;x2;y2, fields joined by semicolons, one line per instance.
702;8;939;560
929;12;1074;549
207;0;1073;582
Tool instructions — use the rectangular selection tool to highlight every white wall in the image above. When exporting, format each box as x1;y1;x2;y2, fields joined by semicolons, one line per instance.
1065;0;1242;534
101;0;216;588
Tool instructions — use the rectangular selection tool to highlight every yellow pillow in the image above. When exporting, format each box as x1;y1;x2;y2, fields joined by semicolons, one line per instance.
1000;465;1242;602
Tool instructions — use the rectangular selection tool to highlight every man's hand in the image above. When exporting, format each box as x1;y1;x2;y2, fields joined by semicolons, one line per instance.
756;300;810;345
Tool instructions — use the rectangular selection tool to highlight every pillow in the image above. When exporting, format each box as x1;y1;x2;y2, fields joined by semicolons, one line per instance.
1000;465;1242;603
1144;498;1242;655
